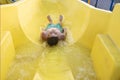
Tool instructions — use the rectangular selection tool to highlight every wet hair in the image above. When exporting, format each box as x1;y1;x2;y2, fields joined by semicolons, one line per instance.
47;37;59;46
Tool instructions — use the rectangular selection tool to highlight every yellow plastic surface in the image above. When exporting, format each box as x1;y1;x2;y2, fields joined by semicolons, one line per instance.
0;0;7;4
0;31;15;80
0;0;19;4
1;0;112;48
107;4;120;48
33;70;74;80
0;0;120;80
91;34;120;80
34;48;75;80
76;7;111;49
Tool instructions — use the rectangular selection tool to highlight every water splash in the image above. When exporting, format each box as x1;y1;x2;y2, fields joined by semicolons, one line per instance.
7;30;96;80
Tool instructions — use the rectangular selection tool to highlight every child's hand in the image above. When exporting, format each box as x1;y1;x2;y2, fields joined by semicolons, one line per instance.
63;28;67;31
59;34;65;40
63;28;67;36
41;31;47;40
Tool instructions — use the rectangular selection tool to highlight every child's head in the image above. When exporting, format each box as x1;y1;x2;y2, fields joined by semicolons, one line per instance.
46;28;61;46
47;37;58;46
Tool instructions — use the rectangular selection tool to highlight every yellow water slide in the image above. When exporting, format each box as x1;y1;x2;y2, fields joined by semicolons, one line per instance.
0;0;120;80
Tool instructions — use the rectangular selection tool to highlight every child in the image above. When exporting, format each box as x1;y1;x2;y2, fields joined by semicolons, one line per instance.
41;15;67;46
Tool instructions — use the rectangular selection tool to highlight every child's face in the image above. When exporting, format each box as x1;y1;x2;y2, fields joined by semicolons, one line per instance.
47;28;61;38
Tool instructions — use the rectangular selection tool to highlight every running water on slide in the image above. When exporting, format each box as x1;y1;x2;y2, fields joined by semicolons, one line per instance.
7;42;96;80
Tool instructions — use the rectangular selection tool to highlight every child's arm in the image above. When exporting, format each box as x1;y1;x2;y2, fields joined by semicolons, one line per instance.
63;28;67;36
41;31;47;41
59;28;67;40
